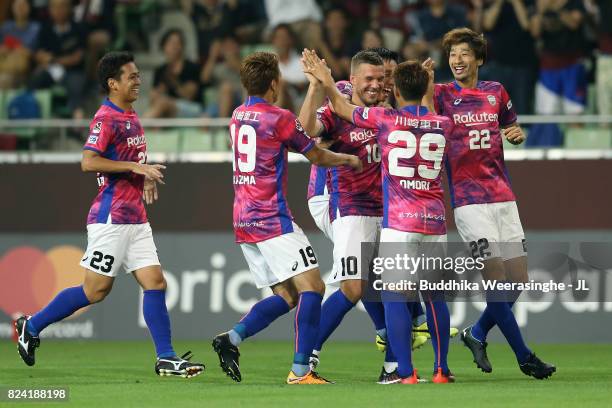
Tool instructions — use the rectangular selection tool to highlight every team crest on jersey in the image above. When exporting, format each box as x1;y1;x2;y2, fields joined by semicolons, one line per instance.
126;121;131;130
487;95;496;106
93;121;102;134
453;98;462;105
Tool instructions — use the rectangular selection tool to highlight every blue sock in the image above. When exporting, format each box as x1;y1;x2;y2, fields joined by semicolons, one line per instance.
385;338;396;363
28;285;90;336
423;295;450;373
313;289;355;351
230;294;290;346
483;290;532;363
362;299;386;331
407;301;425;325
472;289;522;342
382;291;413;378
292;291;322;376
143;290;175;358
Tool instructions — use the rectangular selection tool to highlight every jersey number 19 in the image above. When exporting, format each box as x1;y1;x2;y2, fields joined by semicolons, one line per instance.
230;123;257;172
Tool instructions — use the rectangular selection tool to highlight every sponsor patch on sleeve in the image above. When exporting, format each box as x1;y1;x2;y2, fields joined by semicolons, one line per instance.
362;107;369;119
92;121;102;134
87;135;99;144
507;99;513;110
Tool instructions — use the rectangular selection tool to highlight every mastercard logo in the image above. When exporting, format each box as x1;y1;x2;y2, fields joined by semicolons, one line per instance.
0;245;88;318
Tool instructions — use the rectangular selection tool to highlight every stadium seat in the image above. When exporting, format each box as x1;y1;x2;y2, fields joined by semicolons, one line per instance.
564;127;612;149
146;129;181;153
181;128;214;152
0;90;6;119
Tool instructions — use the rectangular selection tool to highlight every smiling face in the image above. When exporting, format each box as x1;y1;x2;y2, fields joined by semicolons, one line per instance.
351;63;385;107
109;62;141;103
380;59;398;103
448;42;482;83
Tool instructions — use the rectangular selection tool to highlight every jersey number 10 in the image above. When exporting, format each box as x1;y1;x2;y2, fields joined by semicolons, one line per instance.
230;123;257;172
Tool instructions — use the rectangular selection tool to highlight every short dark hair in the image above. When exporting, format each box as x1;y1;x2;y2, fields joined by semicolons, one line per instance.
159;28;185;50
240;52;280;96
393;60;429;101
367;47;399;64
97;51;135;94
442;27;487;63
350;50;383;73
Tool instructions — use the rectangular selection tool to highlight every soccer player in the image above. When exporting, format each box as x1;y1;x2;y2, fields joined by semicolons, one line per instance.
303;50;455;384
14;52;205;378
431;27;556;379
212;52;362;385
305;81;353;242
300;50;404;384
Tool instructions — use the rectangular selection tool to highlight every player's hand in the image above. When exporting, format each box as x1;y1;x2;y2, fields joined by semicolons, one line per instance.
133;163;166;184
503;125;526;145
302;49;333;86
346;155;363;173
143;178;159;205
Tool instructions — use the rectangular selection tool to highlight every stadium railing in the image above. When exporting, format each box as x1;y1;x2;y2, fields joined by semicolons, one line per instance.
0;115;611;163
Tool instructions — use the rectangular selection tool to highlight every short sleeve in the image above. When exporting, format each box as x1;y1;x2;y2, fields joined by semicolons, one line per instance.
84;116;113;154
499;85;517;127
316;104;336;134
278;111;315;154
352;106;385;129
433;84;444;115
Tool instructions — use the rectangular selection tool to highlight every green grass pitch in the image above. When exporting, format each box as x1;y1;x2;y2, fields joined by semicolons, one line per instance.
1;340;610;407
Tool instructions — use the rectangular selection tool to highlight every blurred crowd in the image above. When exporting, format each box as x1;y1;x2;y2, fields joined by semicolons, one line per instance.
0;0;610;130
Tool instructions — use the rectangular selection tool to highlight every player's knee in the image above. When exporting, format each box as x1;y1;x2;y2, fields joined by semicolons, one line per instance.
340;280;363;303
310;278;326;296
84;284;112;304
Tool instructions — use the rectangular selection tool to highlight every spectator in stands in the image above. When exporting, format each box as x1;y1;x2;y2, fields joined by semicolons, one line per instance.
264;0;322;49
182;0;235;63
29;0;86;119
145;29;202;118
361;28;385;50
0;0;40;89
479;0;538;114
73;0;116;80
315;7;351;80
270;24;307;112
405;0;468;81
592;0;612;118
200;34;242;118
529;0;587;146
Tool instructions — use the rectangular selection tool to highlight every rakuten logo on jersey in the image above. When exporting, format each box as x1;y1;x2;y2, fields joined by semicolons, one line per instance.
350;129;376;142
127;135;146;147
452;112;498;127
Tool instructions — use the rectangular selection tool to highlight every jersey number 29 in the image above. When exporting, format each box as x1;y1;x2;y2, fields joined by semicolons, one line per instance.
230;123;256;172
388;130;445;180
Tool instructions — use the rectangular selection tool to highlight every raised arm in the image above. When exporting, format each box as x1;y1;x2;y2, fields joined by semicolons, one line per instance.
297;71;326;137
301;49;357;124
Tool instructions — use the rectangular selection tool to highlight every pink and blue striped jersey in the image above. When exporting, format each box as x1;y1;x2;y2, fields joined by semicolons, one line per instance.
318;103;383;221
306;80;353;201
434;81;517;208
231;96;315;243
83;99;147;225
352;105;453;235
